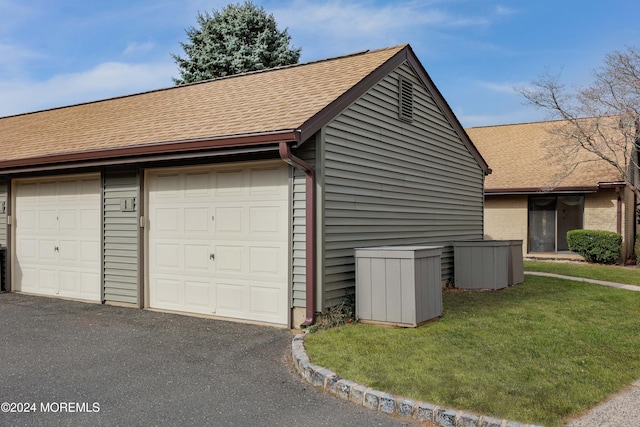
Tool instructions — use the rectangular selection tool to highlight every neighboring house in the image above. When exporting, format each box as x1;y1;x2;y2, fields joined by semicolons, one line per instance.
467;120;637;260
0;44;489;328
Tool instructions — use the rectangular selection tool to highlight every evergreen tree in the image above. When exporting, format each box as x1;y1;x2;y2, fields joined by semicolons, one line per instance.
172;1;301;84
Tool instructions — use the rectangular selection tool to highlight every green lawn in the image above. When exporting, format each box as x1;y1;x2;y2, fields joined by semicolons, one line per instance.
304;275;640;426
524;260;640;286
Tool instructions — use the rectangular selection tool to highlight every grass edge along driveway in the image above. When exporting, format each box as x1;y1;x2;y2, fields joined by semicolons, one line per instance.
304;274;640;426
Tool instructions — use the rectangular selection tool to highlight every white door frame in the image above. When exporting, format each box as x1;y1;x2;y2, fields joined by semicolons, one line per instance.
11;173;102;302
143;160;291;326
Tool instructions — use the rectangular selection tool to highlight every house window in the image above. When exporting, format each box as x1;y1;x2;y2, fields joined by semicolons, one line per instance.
528;195;584;253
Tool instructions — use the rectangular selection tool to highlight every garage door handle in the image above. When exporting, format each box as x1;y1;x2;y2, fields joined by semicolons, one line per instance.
209;253;215;260
54;246;59;252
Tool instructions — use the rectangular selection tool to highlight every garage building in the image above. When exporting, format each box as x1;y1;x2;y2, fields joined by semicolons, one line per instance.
0;45;489;327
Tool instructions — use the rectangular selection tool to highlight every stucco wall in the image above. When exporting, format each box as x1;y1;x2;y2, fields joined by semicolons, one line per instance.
583;190;617;233
484;195;528;255
485;191;627;257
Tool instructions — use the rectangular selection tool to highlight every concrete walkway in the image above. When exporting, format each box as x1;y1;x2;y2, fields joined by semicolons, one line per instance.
525;271;640;292
564;379;640;426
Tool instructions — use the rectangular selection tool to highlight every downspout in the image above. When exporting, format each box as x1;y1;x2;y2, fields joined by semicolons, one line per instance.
279;141;316;327
616;187;622;235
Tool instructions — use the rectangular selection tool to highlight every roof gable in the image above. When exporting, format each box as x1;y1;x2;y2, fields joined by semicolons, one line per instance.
467;119;625;192
0;44;488;174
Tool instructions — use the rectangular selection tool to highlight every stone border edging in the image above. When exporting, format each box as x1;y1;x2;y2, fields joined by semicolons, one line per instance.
292;333;544;427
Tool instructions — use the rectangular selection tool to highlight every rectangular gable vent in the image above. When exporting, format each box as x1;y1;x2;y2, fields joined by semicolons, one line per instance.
399;77;414;122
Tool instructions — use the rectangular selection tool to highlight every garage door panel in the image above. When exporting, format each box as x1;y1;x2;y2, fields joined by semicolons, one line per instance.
249;206;282;234
153;243;181;269
19;238;37;259
59;270;77;292
215;245;244;273
250;286;283;316
19;210;37;230
151;276;215;314
15;176;101;302
58;180;78;199
16;268;35;291
249;167;285;195
215;207;242;233
184;208;210;232
250;247;283;275
80;272;100;297
154;278;181;305
155;208;181;233
81;241;100;263
39;181;56;199
59;210;77;230
39;210;57;231
18;182;37;199
216;283;244;313
153;174;180;198
215;170;244;196
216;281;286;324
184;244;210;270
184;172;210;196
81;178;100;197
148;163;289;325
38;240;57;262
58;240;77;262
80;209;99;230
38;269;56;291
184;281;213;307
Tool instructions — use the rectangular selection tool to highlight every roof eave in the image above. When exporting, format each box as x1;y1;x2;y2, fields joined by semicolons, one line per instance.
0;130;301;174
485;182;626;195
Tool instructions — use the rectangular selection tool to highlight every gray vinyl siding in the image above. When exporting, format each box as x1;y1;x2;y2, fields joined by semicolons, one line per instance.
321;62;485;308
103;171;139;304
291;138;317;308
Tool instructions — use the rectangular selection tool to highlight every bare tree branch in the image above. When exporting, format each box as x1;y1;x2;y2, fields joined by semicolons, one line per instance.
518;47;640;207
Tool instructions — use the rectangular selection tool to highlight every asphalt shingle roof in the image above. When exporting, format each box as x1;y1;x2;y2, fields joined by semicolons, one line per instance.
0;45;407;164
466;120;625;191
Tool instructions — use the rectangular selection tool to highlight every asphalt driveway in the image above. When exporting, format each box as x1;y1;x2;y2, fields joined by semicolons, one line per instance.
0;293;416;427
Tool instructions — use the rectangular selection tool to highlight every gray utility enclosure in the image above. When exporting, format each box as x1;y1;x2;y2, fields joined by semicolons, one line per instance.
355;246;443;327
453;240;524;290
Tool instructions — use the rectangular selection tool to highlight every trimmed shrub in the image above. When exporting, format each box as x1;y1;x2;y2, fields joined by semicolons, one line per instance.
567;229;622;264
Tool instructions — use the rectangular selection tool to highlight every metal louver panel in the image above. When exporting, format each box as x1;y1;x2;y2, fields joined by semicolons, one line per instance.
399;77;414;122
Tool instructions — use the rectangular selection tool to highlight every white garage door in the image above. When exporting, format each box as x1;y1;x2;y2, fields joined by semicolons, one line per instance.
14;175;101;301
147;162;289;325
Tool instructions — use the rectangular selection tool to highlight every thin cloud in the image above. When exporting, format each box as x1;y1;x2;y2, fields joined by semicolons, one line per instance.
0;61;176;117
478;80;525;94
124;41;156;55
495;5;517;16
0;43;42;75
0;0;34;33
272;0;493;59
277;0;489;35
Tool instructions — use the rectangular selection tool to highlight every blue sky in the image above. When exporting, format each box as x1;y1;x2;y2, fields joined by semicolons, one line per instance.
1;0;638;127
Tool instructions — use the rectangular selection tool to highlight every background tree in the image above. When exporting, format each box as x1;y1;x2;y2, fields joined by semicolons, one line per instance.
520;47;640;206
172;1;301;84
